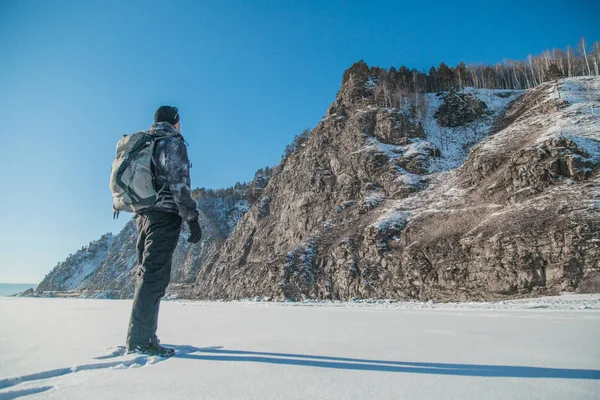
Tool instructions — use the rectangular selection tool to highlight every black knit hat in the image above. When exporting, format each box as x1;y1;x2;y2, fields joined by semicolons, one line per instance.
154;105;180;125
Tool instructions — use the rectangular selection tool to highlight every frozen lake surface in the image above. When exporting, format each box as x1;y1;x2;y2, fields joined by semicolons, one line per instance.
1;294;599;399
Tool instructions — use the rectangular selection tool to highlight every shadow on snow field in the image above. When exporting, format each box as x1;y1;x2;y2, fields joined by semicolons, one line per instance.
173;346;600;380
1;345;599;398
0;386;53;400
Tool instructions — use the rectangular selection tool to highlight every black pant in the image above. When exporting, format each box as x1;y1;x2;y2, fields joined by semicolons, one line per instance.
127;210;182;347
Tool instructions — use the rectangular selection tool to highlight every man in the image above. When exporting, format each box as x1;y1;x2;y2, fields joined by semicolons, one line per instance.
126;106;202;357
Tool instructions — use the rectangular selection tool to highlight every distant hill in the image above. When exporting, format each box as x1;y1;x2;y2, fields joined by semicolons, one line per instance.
34;169;272;299
0;283;37;297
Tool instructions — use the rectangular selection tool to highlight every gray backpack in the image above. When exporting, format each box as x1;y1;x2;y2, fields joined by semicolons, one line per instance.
109;131;170;218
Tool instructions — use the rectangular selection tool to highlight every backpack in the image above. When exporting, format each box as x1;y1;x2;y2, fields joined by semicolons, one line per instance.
109;131;167;218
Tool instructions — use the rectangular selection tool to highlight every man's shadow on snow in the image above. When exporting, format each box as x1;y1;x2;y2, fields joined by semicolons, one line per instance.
1;345;599;397
0;386;53;400
172;345;600;380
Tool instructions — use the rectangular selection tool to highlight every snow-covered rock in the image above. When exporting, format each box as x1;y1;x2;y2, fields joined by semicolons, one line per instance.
191;67;599;302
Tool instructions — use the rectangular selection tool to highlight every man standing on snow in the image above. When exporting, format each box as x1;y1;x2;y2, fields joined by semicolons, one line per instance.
126;106;202;357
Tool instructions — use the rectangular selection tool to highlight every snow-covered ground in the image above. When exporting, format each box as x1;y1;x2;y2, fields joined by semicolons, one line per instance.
1;295;599;399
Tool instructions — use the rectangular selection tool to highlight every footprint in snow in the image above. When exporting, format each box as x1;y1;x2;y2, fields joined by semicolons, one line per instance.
94;346;127;360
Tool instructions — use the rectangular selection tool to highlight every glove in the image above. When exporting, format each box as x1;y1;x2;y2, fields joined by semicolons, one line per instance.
187;219;202;244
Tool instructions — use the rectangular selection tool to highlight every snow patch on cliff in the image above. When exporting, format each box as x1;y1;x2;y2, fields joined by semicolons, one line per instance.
539;76;600;161
424;88;521;172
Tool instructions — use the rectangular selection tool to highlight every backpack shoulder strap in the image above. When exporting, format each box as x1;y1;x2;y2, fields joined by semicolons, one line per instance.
147;134;182;194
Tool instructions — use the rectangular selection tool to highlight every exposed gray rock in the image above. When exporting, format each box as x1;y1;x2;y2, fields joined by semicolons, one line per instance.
191;72;600;302
374;109;425;145
434;90;488;127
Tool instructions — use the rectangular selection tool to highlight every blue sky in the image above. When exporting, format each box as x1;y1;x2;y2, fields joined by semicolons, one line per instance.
0;0;598;284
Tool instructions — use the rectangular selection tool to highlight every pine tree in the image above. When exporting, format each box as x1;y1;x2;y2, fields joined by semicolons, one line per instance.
436;62;455;91
428;66;437;91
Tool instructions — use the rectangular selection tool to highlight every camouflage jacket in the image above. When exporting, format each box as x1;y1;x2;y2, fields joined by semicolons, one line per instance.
143;122;199;222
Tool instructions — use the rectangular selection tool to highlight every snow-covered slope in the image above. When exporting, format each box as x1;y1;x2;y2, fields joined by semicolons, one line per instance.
36;234;114;293
192;72;599;301
1;295;599;400
35;188;253;298
359;87;521;189
425;88;520;172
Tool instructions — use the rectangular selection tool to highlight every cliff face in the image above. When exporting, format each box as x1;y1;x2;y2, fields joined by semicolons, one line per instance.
191;70;600;301
37;64;599;302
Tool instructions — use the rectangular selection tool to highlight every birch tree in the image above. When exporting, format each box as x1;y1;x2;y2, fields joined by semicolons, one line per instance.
581;37;592;76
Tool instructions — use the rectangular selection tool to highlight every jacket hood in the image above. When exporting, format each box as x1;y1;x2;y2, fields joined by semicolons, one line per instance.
147;121;181;137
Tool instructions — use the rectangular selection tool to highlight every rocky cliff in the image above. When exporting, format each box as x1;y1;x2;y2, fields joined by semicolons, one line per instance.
36;64;599;302
191;68;600;301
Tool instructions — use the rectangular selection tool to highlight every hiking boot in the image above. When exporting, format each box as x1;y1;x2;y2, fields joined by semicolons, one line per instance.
127;342;175;357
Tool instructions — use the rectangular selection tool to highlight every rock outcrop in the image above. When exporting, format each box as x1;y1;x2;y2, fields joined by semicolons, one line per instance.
191;70;599;301
434;90;489;127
